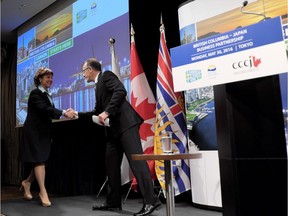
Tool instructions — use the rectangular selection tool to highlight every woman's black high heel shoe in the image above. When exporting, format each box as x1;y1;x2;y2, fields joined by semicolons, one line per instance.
20;180;33;200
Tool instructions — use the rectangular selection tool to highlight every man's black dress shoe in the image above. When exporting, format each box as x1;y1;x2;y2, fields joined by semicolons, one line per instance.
133;202;162;216
92;203;122;211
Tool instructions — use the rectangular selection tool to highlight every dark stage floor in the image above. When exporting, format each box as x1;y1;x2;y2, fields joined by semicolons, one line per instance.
1;185;222;216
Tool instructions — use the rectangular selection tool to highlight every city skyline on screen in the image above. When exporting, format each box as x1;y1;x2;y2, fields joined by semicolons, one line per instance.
16;0;130;126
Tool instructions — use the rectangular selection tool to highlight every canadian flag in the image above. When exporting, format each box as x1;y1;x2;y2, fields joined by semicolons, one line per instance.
130;24;157;190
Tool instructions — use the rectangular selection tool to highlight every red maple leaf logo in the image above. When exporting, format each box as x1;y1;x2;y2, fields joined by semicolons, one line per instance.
131;92;155;120
252;56;262;67
131;91;156;141
139;122;154;141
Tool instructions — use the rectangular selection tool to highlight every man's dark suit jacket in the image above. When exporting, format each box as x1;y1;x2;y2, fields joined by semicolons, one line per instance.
79;71;143;137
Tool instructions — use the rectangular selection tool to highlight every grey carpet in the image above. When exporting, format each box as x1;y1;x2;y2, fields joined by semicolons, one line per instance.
1;195;222;216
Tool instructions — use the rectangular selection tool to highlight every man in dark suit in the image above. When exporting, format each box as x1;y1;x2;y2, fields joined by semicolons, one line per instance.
78;58;161;216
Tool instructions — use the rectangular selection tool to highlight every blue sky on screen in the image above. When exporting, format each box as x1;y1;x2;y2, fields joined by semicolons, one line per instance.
18;28;35;48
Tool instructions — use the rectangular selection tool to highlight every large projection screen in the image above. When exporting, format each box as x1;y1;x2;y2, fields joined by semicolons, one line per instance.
178;0;288;150
16;0;130;126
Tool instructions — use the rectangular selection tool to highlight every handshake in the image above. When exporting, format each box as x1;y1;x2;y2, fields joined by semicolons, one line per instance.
62;109;110;126
63;108;78;119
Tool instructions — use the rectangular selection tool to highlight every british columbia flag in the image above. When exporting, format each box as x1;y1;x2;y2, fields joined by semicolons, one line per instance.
154;22;190;195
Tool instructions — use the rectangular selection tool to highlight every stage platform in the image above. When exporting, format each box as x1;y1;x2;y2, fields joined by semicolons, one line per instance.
1;186;222;216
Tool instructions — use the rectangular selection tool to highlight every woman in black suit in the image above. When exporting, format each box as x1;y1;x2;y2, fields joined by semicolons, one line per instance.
20;67;72;207
78;58;161;216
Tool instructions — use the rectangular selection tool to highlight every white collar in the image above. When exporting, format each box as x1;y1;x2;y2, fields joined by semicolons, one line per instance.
38;85;51;96
95;72;100;84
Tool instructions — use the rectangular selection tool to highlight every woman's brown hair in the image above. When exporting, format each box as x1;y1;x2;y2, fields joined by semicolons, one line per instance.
34;67;53;87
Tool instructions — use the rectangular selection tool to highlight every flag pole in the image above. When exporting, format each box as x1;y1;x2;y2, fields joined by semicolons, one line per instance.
130;22;157;193
131;23;135;37
159;14;190;151
108;37;132;185
155;17;190;196
109;37;122;81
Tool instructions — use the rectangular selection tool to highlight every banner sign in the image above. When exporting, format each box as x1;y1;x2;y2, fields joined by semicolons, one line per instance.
171;16;288;91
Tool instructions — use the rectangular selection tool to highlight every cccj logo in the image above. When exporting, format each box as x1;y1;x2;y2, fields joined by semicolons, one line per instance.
232;55;262;69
